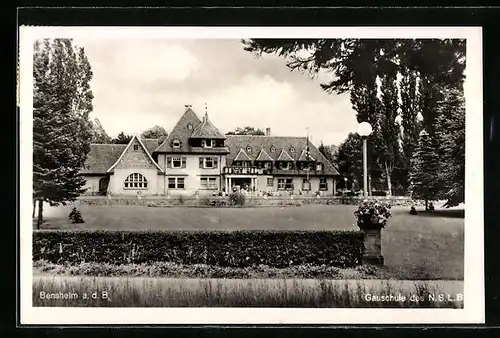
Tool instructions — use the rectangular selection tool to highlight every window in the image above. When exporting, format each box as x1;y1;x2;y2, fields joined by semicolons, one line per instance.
201;139;215;148
168;177;185;189
172;157;182;168
172;139;181;148
267;178;274;187
200;177;217;190
290;147;295;153
270;146;276;153
319;178;328;191
187;123;193;130
280;162;292;170
246;146;252;153
133;145;139;151
124;173;148;189
199;157;219;169
278;178;293;190
316;163;323;171
302;179;311;191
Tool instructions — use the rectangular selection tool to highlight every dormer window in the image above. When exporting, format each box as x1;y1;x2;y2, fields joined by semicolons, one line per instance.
187;123;193;130
270;146;276;153
289;147;295;153
133;145;139;151
246;146;252;153
172;139;181;148
201;139;216;148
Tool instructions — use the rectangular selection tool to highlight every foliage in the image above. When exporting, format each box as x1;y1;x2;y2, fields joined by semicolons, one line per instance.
68;207;84;224
226;126;265;135
318;142;336;165
33;38;94;228
111;132;133;144
354;200;392;230
90;118;111;143
229;191;246;207
409;130;442;206
32;229;365;268
140;125;168;139
435;86;465;207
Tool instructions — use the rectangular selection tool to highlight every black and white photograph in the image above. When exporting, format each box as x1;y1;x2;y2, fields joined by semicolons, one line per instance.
19;26;484;324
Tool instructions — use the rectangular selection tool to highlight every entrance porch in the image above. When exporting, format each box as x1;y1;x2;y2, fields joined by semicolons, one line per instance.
224;175;258;192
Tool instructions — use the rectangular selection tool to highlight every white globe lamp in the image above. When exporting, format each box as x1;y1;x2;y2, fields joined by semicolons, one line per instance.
358;121;373;137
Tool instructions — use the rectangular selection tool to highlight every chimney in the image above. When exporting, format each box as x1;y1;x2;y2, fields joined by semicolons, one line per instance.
184;104;192;110
265;127;271;136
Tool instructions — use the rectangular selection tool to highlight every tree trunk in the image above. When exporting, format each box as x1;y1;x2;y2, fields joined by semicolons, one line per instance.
32;199;36;219
384;161;393;196
36;199;43;229
425;198;428;211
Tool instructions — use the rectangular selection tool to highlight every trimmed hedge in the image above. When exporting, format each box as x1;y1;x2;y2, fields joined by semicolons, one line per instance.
33;229;365;268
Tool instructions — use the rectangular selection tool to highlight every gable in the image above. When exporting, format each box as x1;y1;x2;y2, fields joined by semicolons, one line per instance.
114;138;158;170
234;148;252;161
276;149;294;161
155;108;202;153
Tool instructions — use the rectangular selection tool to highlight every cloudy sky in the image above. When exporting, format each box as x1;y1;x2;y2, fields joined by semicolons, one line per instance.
75;38;358;146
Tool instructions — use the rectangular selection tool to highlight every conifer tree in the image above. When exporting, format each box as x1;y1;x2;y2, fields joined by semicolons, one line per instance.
33;39;93;229
90;118;112;143
409;130;441;209
436;85;465;207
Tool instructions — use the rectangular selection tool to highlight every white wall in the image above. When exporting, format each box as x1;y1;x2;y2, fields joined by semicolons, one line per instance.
82;176;105;194
109;168;163;195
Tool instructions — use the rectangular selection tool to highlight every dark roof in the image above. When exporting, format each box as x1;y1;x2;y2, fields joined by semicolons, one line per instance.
155;108;203;153
191;113;226;139
141;138;160;154
225;135;339;175
298;149;315;161
80;144;127;174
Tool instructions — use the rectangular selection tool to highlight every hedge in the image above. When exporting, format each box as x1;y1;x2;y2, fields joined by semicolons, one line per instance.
33;229;365;268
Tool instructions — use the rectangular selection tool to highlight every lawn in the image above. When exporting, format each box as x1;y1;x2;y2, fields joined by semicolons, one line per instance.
35;203;464;280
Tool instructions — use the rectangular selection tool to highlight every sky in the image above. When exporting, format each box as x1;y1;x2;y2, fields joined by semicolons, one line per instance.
75;38;359;146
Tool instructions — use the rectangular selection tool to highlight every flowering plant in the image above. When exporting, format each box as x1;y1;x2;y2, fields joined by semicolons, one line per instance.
354;200;392;230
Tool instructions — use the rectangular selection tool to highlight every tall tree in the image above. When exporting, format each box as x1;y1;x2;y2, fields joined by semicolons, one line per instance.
318;142;336;165
409;130;441;210
112;132;133;144
141;125;168;139
399;69;422;193
33;39;94;228
435;85;465;207
90;118;112;143
226;126;266;135
378;74;401;196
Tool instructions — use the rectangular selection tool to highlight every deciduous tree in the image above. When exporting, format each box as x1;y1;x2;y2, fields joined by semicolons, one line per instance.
33;39;94;229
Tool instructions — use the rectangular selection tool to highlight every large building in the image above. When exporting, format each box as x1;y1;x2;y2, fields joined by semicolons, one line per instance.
80;106;341;196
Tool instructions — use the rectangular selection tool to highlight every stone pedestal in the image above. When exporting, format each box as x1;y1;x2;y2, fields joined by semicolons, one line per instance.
362;228;384;265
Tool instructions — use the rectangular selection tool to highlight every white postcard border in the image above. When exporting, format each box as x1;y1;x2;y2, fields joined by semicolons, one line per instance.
19;26;484;325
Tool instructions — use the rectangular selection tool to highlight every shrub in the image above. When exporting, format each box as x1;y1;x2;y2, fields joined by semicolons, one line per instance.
68;207;84;224
409;206;418;215
354;200;392;230
229;191;246;207
33;229;365;268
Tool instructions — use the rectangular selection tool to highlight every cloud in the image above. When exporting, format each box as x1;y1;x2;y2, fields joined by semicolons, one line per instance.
79;39;357;145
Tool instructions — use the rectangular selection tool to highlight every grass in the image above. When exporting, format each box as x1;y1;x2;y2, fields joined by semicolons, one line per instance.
36;204;464;280
32;275;464;308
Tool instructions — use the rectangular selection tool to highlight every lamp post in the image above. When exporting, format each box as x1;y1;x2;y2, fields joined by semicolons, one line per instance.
357;122;373;198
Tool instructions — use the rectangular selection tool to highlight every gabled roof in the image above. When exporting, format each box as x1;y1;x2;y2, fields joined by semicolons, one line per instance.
225;135;339;175
107;136;164;173
255;148;273;161
155;107;203;153
297;149;315;161
190;113;226;139
276;149;294;161
233;148;253;161
141;138;160;154
80;144;127;174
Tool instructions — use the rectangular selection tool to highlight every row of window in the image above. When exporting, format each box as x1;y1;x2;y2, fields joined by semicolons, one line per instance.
171;139;219;149
166;157;219;169
123;173;329;191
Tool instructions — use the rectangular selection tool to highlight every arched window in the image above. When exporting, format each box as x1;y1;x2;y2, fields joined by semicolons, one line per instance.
124;173;148;189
